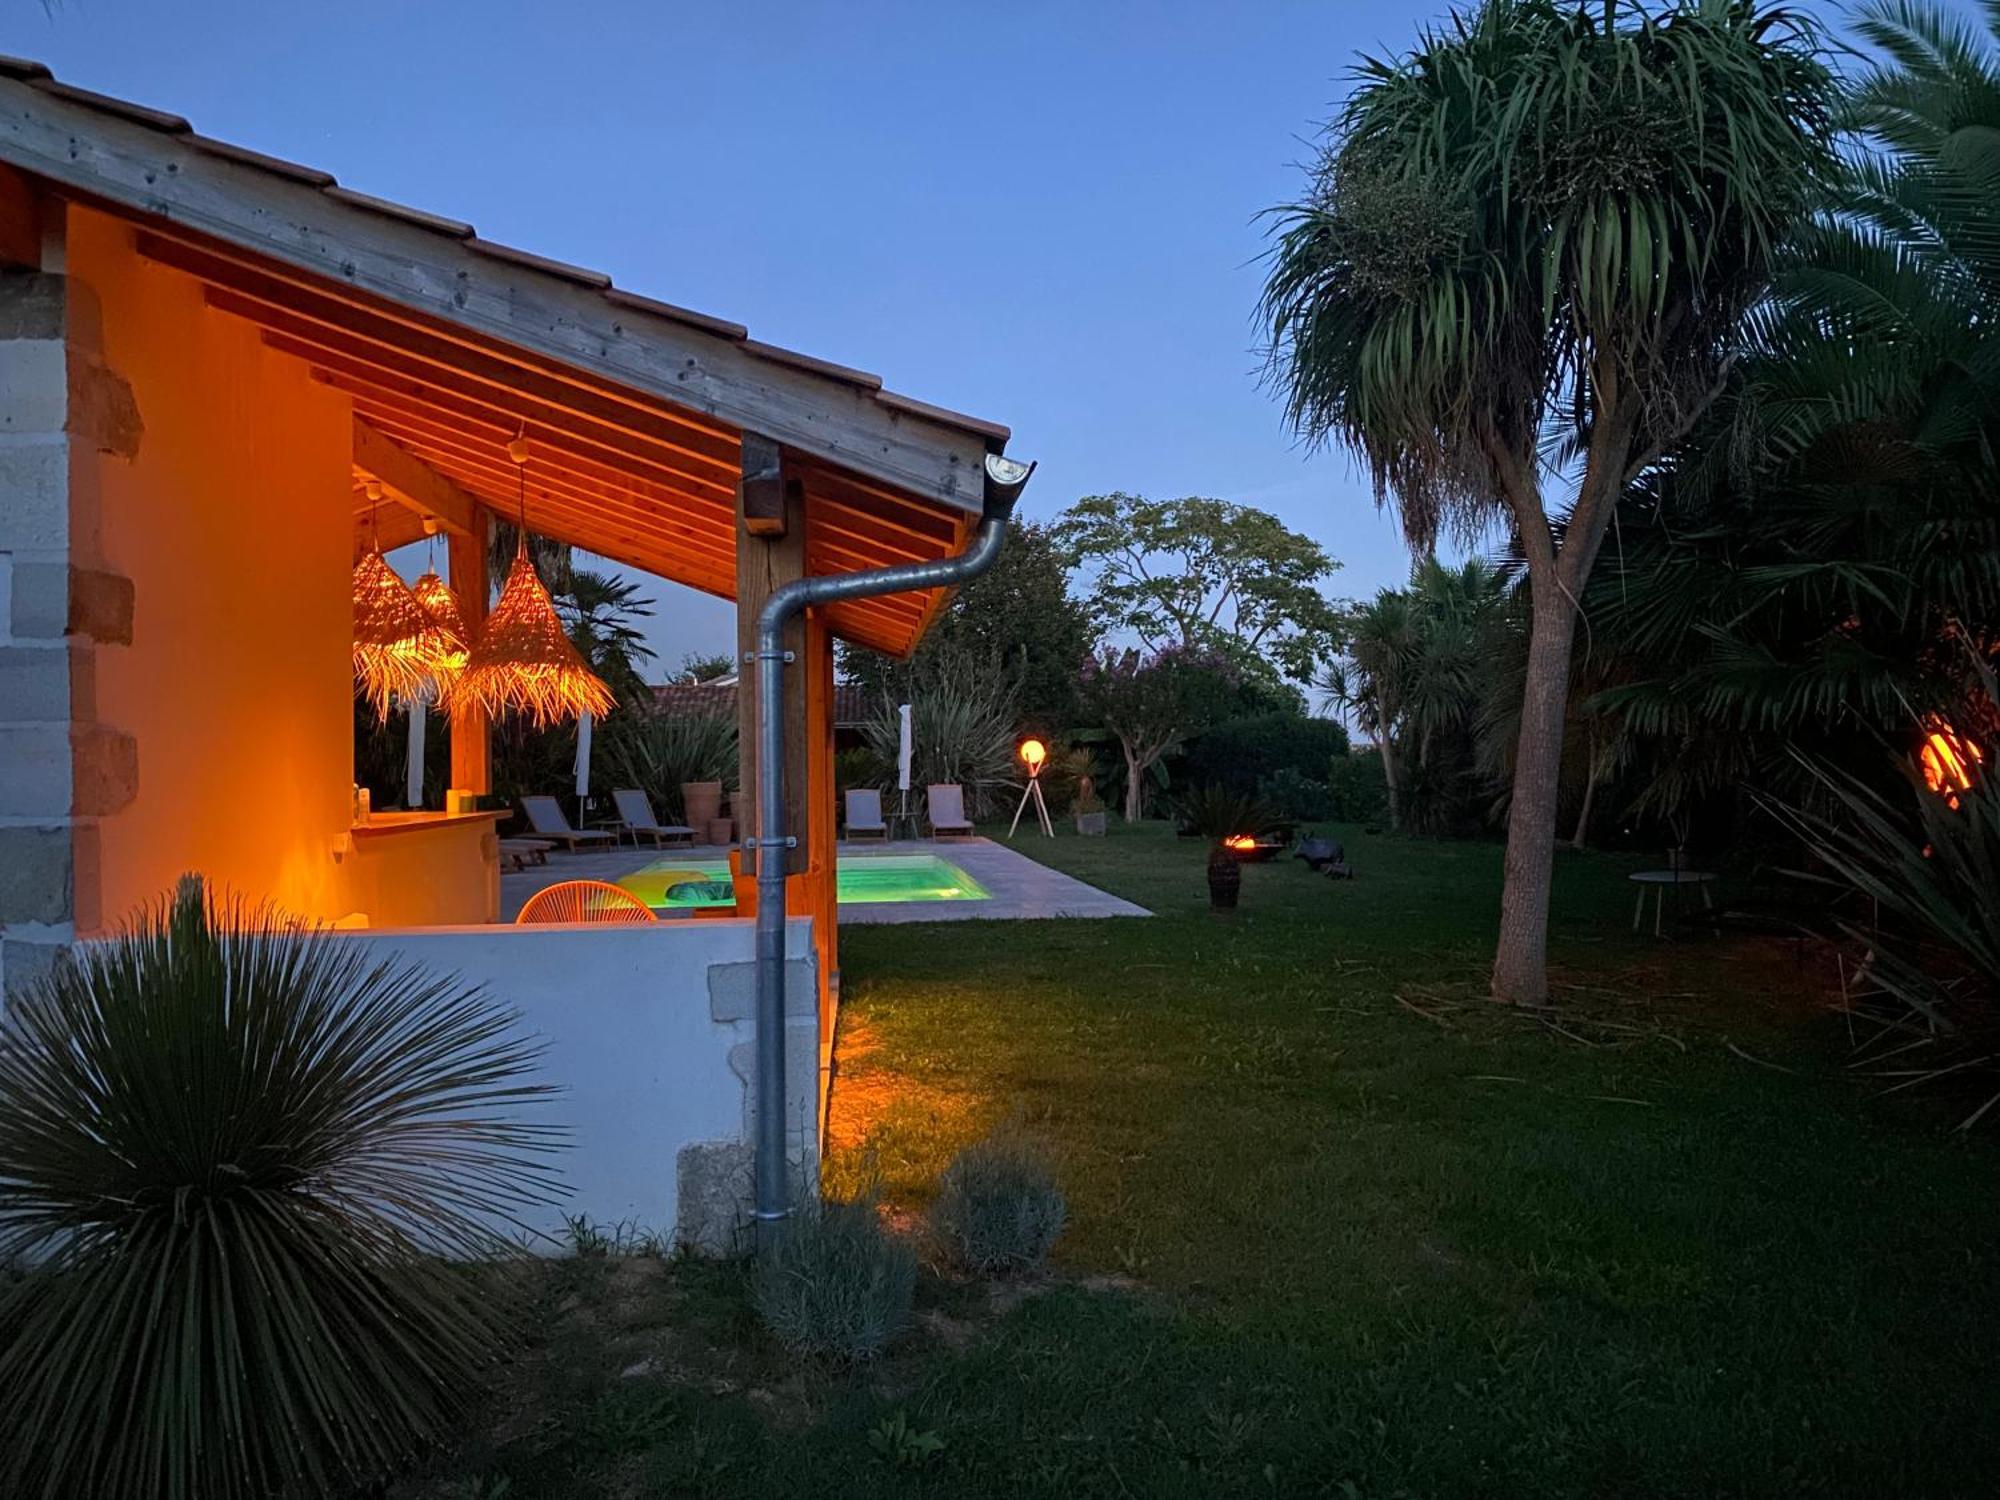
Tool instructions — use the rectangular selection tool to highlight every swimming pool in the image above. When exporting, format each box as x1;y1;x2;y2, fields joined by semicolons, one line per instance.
616;853;991;911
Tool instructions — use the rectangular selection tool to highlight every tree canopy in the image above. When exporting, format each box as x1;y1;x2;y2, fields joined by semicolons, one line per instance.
1053;492;1343;686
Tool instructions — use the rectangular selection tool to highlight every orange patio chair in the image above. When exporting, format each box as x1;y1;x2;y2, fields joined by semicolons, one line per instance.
514;879;658;925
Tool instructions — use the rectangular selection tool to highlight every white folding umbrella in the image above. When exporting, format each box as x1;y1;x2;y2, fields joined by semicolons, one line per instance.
897;703;914;792
574;710;594;798
404;695;427;809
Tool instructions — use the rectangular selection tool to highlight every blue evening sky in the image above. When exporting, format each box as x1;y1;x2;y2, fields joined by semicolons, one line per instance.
16;0;1531;675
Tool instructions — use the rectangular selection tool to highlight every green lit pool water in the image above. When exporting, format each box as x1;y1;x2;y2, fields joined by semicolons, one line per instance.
616;853;990;911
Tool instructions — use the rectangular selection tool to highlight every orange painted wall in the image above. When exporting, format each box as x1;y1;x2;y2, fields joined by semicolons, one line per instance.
68;208;492;929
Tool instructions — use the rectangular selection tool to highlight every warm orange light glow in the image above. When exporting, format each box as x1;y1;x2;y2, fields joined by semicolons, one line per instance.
351;549;460;721
1921;721;1982;806
458;542;615;728
1224;834;1258;851
1018;737;1047;773
409;568;470;700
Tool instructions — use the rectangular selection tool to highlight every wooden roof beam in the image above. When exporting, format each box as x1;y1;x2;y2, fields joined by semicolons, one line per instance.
352;417;479;538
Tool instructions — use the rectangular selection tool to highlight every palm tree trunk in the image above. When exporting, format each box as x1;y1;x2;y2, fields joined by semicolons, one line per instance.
1378;734;1404;831
1571;737;1599;851
1491;583;1579;1006
1122;744;1145;823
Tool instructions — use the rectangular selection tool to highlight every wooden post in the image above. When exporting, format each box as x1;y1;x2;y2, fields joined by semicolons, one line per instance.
734;433;810;881
448;509;491;795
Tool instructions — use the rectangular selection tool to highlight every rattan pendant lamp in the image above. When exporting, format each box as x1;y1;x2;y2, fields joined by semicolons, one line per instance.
456;431;616;728
351;481;460;720
409;554;471;707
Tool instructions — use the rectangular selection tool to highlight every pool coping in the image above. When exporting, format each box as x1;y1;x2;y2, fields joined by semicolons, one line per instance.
499;837;1150;924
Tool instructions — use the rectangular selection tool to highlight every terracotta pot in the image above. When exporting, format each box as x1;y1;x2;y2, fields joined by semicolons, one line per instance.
707;817;735;847
682;780;723;829
1207;850;1241;910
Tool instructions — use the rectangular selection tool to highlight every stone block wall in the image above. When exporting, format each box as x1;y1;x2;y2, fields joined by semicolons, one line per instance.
0;267;77;1002
0;250;139;1006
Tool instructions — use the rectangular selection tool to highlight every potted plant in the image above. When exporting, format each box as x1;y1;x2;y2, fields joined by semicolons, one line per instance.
1072;776;1108;836
1176;785;1282;911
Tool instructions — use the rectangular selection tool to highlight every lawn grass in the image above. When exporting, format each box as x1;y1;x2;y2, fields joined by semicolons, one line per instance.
413;824;2000;1498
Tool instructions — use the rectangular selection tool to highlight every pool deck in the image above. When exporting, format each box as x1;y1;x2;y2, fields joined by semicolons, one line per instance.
500;837;1150;924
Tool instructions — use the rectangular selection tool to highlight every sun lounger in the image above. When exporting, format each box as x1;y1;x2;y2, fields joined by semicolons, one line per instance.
520;795;618;852
611;787;696;847
844;787;889;839
927;783;974;837
499;837;556;872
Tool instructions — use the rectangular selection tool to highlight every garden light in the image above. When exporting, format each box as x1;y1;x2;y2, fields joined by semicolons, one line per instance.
1009;738;1055;839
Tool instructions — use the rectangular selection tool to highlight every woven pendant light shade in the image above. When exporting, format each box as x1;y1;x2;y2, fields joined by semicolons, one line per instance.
458;542;615;727
351;549;458;720
409;568;471;705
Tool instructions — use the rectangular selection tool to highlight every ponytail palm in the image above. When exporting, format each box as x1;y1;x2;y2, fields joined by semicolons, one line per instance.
1262;0;1837;1002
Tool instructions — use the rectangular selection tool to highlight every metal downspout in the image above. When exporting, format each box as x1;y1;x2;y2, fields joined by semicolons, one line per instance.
749;452;1034;1248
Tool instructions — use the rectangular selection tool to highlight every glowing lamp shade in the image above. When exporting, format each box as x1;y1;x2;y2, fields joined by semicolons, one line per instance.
1921;721;1982;805
1223;834;1259;852
351;548;460;721
1018;737;1048;774
408;568;470;703
457;542;615;728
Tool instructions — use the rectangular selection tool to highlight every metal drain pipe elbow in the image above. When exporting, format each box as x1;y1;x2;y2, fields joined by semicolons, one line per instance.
749;452;1034;1248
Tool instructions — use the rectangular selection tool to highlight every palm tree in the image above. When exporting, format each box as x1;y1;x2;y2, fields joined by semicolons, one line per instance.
1580;0;2000;821
1328;559;1511;833
1262;0;1838;1003
1324;591;1418;829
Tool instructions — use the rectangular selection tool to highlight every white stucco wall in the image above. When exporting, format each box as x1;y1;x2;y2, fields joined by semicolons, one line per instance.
342;915;819;1254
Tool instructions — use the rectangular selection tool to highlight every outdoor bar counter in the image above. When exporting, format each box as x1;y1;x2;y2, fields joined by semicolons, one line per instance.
343;810;504;926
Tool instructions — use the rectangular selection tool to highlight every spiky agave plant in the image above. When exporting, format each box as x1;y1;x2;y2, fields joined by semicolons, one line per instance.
0;876;563;1500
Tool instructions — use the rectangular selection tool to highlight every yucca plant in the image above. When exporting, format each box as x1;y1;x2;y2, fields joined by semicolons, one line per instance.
604;707;739;822
861;657;1019;818
0;877;562;1500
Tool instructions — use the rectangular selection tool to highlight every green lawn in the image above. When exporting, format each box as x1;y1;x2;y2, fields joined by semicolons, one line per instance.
418;825;2000;1499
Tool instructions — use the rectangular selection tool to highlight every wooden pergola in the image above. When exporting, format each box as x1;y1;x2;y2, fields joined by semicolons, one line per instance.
0;54;1015;1003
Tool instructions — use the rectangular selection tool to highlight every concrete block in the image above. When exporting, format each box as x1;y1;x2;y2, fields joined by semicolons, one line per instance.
728;1017;821;1154
1;935;72;1001
0;439;68;550
0;643;66;720
675;1141;753;1256
0;339;67;433
0;271;64;342
67;567;132;644
71;724;137;818
708;957;817;1022
71;819;99;934
0;825;70;924
0;724;68;816
8;558;62;639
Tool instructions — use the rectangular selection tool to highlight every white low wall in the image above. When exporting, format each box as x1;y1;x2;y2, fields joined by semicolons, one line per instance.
342;915;819;1254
